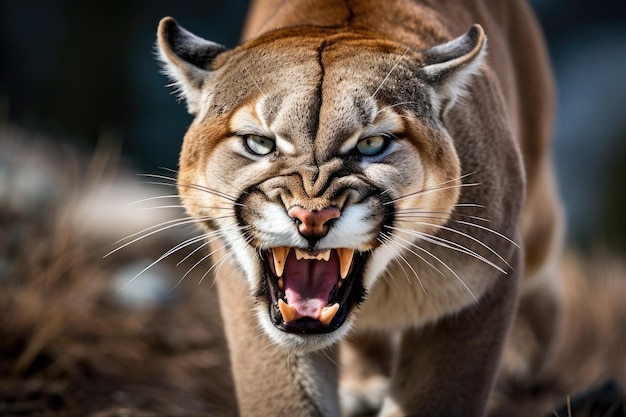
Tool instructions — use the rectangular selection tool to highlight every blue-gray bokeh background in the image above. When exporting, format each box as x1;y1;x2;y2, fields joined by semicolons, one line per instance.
1;0;625;249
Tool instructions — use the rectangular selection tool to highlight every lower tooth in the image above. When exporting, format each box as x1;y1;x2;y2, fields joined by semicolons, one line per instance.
278;277;284;291
319;303;340;325
279;299;297;323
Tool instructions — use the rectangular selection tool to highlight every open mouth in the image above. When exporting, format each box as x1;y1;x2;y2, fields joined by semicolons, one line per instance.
261;247;367;334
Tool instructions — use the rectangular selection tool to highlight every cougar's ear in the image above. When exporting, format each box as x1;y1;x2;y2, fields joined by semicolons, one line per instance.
157;17;228;115
420;24;487;115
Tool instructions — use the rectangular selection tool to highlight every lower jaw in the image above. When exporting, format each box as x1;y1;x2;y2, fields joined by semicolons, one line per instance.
273;305;348;334
261;316;353;351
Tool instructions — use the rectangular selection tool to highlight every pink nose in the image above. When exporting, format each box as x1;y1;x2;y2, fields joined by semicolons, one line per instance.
287;206;341;238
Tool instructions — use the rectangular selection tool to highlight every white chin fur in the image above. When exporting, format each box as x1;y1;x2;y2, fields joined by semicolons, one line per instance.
256;306;354;352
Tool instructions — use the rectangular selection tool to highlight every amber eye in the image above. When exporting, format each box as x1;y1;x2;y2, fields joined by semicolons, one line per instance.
245;135;275;156
356;135;388;156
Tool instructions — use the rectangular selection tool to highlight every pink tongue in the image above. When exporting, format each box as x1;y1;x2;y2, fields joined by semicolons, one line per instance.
283;250;339;320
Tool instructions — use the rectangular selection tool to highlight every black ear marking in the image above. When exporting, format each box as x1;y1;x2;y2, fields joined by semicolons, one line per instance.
156;17;229;114
158;17;227;72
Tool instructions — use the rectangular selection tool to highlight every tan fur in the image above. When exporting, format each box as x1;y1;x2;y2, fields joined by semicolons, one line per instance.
156;0;561;415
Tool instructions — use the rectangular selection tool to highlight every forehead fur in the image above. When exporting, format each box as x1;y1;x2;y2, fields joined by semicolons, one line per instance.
206;27;429;117
197;27;437;165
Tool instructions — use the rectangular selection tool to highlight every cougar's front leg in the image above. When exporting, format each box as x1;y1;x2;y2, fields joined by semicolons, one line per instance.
340;330;395;416
502;264;563;386
379;267;520;417
215;261;340;417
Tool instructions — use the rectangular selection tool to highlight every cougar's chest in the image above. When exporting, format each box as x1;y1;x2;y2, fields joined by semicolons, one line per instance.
355;246;499;329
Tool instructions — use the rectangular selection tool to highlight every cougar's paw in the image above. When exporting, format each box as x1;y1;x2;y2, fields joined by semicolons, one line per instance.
340;375;389;416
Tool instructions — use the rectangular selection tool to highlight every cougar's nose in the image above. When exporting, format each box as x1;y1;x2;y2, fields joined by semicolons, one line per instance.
287;206;340;240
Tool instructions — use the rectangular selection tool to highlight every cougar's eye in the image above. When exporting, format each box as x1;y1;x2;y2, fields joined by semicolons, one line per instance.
245;135;275;156
356;135;388;156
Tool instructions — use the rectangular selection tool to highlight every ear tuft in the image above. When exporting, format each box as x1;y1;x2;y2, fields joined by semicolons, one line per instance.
156;17;228;115
420;24;487;115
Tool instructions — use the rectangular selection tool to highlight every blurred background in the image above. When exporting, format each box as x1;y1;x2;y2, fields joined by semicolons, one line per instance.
1;0;626;250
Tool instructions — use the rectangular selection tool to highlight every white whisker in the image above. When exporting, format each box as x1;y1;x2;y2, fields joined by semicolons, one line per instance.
119;232;216;290
384;182;480;205
395;209;491;223
127;194;181;205
378;235;414;288
388;231;477;301
375;101;421;115
135;205;186;211
177;234;219;266
455;220;520;248
199;240;247;287
382;237;428;294
384;234;447;280
454;203;485;208
318;348;338;367
178;248;217;287
384;172;477;205
371;47;411;99
395;219;511;268
144;181;243;206
244;66;264;95
210;249;234;287
387;225;506;274
139;173;241;204
112;216;197;244
134;207;237;216
134;203;235;212
199;228;253;287
395;213;451;222
105;216;214;257
127;193;223;207
175;226;250;289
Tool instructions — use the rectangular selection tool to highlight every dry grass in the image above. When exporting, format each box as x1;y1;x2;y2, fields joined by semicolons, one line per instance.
0;131;235;416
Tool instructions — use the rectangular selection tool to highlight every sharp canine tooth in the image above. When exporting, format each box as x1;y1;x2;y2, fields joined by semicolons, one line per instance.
278;299;297;323
319;303;340;325
337;248;354;279
272;247;290;277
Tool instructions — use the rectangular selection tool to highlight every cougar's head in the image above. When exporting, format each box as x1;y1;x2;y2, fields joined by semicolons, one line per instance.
157;18;486;350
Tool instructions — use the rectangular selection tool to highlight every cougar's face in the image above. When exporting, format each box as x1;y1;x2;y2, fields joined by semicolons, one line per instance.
177;30;461;350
